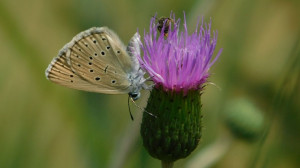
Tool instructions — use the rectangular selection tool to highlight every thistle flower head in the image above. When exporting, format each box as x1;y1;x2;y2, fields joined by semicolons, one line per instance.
137;13;222;94
139;12;222;165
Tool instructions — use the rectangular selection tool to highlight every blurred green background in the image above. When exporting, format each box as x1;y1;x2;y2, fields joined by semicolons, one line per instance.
0;0;299;168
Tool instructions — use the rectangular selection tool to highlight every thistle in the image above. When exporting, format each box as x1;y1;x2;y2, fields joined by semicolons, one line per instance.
137;13;222;167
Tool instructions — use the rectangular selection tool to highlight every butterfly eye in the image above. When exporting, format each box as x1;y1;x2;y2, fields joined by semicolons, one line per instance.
130;92;140;100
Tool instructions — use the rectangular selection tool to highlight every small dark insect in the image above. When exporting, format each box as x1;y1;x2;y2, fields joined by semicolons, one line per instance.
156;17;174;37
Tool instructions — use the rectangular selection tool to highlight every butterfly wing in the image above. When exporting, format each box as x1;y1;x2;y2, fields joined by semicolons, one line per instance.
126;32;142;73
46;27;135;94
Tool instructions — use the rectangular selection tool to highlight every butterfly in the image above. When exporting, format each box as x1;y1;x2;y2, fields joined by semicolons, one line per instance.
45;27;149;103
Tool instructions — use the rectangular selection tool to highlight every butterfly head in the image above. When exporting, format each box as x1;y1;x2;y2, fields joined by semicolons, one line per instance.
127;77;144;101
127;67;148;101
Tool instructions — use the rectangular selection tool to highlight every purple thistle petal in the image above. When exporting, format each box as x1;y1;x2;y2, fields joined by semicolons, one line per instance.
138;12;222;93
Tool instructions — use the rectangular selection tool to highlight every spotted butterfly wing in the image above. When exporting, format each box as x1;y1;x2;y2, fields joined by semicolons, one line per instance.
46;27;143;94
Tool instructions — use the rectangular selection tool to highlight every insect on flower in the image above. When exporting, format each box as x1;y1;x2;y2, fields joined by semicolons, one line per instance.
156;16;175;37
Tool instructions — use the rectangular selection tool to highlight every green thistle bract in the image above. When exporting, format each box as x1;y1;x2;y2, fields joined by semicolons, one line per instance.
141;87;202;161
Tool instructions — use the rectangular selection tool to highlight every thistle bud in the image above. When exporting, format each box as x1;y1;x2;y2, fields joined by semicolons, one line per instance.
223;98;264;140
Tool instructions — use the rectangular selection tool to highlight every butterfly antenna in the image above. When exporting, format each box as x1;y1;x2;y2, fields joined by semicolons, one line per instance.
130;98;157;118
128;96;134;121
206;81;222;91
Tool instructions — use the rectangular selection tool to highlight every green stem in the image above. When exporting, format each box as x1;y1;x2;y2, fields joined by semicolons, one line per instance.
161;161;174;168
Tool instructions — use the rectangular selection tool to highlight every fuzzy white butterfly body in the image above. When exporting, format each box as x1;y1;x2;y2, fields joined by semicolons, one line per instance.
46;27;147;100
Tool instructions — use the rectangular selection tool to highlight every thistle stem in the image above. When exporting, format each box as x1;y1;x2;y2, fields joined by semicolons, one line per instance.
161;161;174;168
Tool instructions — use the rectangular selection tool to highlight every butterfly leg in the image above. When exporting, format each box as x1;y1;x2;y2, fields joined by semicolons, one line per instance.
128;96;134;121
130;97;157;118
